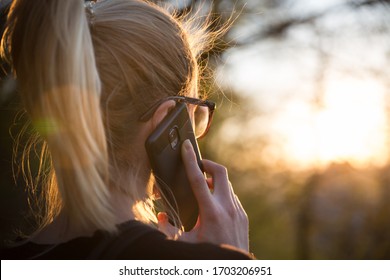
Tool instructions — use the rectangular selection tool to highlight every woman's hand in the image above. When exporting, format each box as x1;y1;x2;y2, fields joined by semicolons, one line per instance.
158;139;249;252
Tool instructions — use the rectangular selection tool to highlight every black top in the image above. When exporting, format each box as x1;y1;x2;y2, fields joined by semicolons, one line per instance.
0;220;252;260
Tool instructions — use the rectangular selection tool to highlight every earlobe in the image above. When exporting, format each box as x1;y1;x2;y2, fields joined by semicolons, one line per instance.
151;100;176;130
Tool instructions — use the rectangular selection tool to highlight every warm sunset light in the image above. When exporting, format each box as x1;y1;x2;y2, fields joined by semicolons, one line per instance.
218;76;389;170
218;4;390;171
273;77;388;169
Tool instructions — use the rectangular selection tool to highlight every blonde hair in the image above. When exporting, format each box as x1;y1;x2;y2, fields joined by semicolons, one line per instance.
1;0;210;233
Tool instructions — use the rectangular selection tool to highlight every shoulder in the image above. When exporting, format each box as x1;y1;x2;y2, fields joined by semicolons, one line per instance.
0;234;103;259
127;236;253;260
1;220;253;260
114;221;252;260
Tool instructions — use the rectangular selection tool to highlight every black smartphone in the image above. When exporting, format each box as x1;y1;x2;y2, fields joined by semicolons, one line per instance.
145;102;202;231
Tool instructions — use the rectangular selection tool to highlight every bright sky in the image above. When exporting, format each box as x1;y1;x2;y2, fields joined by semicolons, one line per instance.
217;0;390;170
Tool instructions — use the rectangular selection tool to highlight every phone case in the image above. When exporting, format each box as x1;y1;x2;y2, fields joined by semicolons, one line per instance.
145;102;202;230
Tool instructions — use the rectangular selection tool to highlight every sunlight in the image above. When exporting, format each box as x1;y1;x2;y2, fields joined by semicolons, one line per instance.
278;77;388;169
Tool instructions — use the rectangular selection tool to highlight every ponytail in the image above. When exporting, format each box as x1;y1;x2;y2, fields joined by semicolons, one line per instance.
1;0;115;231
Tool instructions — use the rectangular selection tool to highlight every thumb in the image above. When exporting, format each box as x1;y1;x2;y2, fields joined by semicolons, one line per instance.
157;212;180;239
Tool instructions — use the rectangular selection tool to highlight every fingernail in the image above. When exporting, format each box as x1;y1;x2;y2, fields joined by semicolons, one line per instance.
157;212;167;222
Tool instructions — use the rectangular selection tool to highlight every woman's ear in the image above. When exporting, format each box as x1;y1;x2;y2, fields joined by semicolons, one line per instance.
151;100;176;130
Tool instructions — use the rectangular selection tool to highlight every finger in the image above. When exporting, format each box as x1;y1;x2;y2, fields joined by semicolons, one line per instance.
202;159;232;199
206;177;214;193
233;194;249;226
157;212;180;239
233;193;246;215
228;184;247;220
181;140;213;208
230;182;241;210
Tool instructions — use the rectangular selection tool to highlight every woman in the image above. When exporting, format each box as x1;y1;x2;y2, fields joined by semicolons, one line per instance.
0;0;251;259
